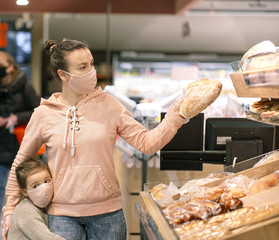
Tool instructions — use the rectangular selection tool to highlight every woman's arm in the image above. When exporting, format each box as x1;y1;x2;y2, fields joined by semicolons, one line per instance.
116;98;187;155
2;108;44;217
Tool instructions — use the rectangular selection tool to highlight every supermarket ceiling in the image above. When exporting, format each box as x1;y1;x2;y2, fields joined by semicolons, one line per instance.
0;0;199;14
1;0;279;14
1;0;279;54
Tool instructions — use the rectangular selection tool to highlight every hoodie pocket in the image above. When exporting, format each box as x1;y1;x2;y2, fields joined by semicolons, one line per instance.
53;165;115;204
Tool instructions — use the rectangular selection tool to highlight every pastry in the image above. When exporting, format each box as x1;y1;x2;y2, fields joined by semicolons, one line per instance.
249;171;279;194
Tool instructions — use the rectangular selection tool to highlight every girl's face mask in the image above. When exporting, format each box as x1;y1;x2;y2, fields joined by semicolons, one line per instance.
63;68;97;94
26;181;54;208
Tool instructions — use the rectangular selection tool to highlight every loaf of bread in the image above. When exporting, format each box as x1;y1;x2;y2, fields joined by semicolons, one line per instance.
241;40;277;60
180;79;222;119
249;170;279;194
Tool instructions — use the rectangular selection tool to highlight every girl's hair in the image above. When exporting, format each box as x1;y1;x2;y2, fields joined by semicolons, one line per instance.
44;39;89;80
0;51;19;79
16;157;51;190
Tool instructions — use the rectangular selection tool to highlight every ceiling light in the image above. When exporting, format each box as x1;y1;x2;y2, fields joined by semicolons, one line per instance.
16;0;29;6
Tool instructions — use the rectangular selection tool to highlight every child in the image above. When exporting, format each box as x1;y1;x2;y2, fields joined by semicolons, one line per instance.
7;158;66;240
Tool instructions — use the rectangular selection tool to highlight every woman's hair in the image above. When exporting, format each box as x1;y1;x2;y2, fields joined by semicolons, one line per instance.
44;39;89;80
16;157;51;190
0;51;19;79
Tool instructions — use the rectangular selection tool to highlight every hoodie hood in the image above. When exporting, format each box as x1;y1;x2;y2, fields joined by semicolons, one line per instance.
40;86;104;109
40;86;104;156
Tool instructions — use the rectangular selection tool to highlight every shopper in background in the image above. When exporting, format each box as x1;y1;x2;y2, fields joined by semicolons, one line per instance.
1;39;187;240
0;51;40;215
7;157;66;240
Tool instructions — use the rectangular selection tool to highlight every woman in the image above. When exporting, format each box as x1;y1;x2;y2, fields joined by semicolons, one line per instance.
0;51;40;214
1;39;187;240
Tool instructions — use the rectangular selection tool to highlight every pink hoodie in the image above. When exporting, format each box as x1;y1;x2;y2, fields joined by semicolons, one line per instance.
3;87;185;217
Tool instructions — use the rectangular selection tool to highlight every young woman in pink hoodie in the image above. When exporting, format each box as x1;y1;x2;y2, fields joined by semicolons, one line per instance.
1;39;187;240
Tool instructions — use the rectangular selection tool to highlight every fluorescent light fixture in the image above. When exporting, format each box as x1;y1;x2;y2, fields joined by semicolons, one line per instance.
16;0;29;6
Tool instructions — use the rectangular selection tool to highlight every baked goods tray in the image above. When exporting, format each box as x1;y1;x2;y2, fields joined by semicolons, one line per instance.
244;104;279;126
141;151;279;240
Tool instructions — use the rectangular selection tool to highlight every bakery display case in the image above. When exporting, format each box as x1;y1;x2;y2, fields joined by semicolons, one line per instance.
136;153;279;240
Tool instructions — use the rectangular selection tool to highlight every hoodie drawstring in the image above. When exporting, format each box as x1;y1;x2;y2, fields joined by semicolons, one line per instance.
63;106;77;157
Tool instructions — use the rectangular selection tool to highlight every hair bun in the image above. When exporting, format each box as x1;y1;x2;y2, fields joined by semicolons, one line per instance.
44;40;58;55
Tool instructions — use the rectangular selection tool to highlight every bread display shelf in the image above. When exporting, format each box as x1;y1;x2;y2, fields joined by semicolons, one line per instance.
229;69;279;98
138;158;279;240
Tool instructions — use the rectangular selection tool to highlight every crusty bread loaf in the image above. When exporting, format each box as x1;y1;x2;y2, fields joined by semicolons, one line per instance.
180;79;222;119
241;40;277;60
249;170;279;194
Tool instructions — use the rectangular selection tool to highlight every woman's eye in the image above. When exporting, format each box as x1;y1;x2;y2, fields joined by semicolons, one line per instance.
45;179;51;183
33;184;39;189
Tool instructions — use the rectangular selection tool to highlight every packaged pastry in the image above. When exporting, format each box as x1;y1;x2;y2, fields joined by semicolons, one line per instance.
254;150;279;167
207;171;234;178
150;183;168;200
249;170;279;194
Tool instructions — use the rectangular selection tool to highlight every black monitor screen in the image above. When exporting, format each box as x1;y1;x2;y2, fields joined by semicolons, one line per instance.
160;113;204;170
205;118;275;165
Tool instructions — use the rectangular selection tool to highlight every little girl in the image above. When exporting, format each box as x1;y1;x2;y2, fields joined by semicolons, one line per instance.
7;158;66;240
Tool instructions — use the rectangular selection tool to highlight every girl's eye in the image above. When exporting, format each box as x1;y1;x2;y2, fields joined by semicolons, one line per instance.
33;184;39;189
45;179;51;183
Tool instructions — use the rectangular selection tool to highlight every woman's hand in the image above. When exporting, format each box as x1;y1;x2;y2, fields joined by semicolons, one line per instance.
6;114;18;129
1;215;11;240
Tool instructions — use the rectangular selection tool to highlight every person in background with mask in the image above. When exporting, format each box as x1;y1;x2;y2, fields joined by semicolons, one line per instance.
0;51;40;215
7;157;66;240
1;39;188;240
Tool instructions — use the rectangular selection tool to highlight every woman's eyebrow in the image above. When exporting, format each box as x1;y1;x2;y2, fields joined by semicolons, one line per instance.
77;62;87;66
30;181;39;187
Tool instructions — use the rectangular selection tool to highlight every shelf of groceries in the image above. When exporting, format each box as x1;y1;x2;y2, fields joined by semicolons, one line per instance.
136;40;279;240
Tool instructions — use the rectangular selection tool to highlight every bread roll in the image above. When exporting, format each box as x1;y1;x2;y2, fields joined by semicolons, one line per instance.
180;79;222;119
249;171;279;194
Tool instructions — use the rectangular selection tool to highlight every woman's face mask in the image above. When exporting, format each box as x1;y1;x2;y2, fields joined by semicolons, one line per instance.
63;68;97;94
0;66;8;79
27;181;54;208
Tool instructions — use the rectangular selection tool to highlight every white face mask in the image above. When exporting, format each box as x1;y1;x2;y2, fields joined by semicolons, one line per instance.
63;68;97;94
27;182;54;208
